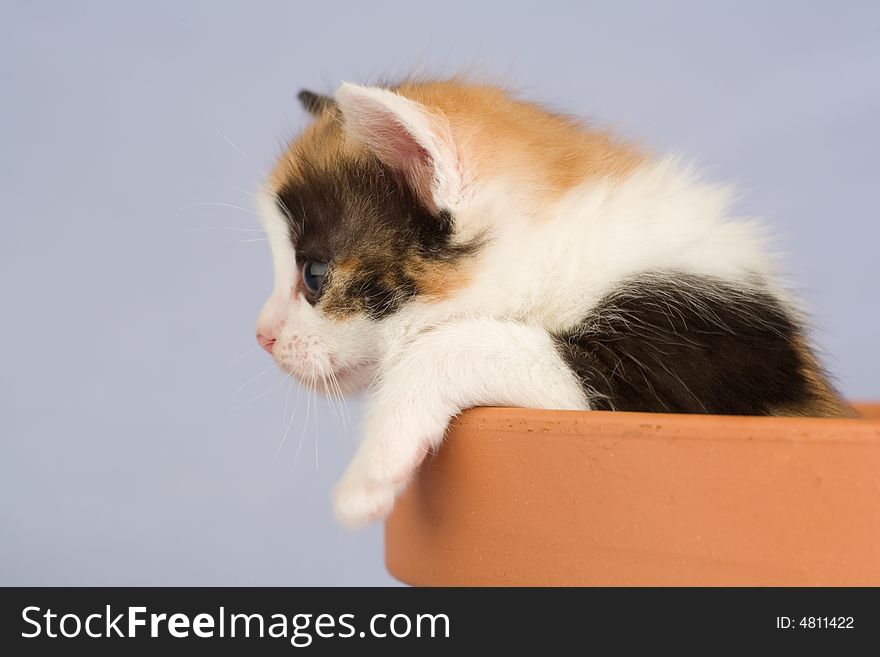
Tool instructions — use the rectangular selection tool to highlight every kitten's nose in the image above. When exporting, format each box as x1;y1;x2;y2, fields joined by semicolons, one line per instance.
257;332;276;355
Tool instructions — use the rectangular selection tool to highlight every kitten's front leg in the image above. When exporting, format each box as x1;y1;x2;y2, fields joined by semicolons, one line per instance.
333;318;589;527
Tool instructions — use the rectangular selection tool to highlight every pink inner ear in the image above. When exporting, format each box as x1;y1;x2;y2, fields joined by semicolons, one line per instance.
357;108;439;212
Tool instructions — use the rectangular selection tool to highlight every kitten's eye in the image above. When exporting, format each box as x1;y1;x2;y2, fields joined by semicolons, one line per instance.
302;261;329;296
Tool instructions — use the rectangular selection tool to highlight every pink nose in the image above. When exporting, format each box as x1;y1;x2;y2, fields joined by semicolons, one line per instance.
257;332;276;354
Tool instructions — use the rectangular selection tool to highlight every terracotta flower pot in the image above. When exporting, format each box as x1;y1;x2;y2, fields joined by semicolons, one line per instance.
385;404;880;586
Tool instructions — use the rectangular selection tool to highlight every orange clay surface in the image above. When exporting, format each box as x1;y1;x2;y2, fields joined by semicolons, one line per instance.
386;404;880;586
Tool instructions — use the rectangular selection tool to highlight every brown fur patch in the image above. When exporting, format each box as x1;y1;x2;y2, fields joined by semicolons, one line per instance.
770;337;855;418
554;274;852;418
318;257;363;320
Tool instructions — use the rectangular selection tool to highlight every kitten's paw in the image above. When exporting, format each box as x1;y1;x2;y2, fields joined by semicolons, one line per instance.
333;409;446;527
333;473;399;529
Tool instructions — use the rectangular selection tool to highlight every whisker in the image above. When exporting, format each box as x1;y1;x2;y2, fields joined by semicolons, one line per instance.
314;402;320;472
232;186;262;201
275;376;302;459
310;364;320;471
232;372;293;411
281;377;291;425
228;363;277;400
326;368;349;431
322;372;343;430
207;120;252;162
226;344;264;365
189;226;265;233
314;384;323;472
291;373;314;473
177;201;260;216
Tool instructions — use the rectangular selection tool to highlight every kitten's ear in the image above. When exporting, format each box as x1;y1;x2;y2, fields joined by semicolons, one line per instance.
335;82;462;214
297;89;335;116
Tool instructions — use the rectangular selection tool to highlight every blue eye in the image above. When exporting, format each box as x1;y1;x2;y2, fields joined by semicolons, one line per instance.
302;261;329;295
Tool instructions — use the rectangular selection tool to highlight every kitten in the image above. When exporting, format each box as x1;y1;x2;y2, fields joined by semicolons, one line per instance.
255;79;851;527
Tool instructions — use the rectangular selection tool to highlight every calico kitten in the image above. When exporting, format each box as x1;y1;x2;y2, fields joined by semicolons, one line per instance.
255;79;850;527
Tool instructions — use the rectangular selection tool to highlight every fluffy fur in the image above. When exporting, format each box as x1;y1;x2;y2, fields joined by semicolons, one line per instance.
255;79;850;527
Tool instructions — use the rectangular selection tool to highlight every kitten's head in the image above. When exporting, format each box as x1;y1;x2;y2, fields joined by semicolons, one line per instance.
256;80;639;393
255;82;479;393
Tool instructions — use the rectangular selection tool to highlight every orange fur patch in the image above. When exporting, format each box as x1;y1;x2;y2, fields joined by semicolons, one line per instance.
405;256;474;300
268;116;345;193
395;79;644;198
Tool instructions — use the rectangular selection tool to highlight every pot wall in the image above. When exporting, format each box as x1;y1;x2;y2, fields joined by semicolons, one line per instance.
386;404;880;586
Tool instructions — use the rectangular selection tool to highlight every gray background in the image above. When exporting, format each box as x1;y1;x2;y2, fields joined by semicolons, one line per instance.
1;1;878;585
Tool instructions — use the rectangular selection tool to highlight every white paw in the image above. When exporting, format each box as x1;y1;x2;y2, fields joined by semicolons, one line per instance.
332;434;433;528
333;470;401;529
332;408;447;528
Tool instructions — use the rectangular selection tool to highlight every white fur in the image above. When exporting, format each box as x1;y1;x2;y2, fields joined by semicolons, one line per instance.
258;86;787;527
436;157;782;332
